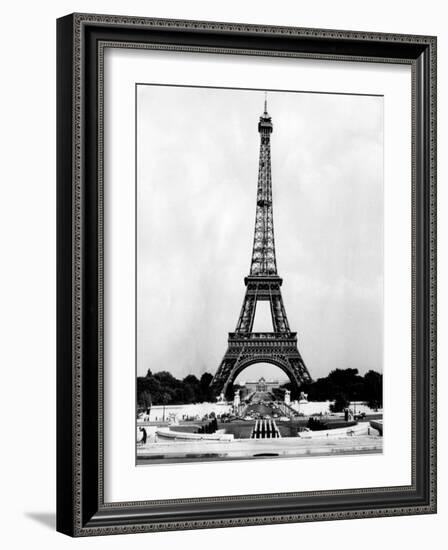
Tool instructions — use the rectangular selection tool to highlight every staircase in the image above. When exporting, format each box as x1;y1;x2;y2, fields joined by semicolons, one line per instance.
277;402;297;418
251;419;281;439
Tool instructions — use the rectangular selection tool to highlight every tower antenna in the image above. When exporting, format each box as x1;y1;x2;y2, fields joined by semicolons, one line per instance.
264;91;268;114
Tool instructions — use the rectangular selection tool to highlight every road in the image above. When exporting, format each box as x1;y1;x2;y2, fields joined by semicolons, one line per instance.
243;391;285;418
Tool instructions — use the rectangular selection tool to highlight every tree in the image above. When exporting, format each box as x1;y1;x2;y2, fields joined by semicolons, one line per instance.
174;384;195;404
137;376;160;408
364;370;383;409
279;381;301;401
225;383;242;401
327;368;364;401
182;374;201;403
329;393;350;413
137;369;219;406
307;417;326;431
297;368;383;405
139;390;152;411
154;371;179;388
161;391;171;405
200;372;214;402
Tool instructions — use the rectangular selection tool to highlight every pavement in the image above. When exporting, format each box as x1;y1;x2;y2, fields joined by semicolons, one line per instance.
137;434;383;463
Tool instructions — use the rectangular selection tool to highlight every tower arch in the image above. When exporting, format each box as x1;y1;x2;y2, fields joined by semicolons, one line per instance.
223;356;298;396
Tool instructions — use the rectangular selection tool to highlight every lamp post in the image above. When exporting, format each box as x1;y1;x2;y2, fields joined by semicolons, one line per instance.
162;393;170;423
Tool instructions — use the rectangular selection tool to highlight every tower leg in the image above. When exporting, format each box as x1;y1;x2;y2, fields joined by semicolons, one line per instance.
210;355;238;397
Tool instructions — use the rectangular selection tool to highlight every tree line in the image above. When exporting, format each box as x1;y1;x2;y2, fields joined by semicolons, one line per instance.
137;369;215;410
137;367;383;411
282;368;383;410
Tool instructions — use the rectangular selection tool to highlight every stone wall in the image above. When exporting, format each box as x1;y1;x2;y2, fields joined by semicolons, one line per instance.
142;402;233;422
289;401;383;416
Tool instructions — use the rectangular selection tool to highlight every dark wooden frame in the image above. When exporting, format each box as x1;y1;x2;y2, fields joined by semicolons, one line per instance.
57;13;437;537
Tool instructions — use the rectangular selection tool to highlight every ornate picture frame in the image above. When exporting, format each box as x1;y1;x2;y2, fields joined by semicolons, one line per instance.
57;13;437;536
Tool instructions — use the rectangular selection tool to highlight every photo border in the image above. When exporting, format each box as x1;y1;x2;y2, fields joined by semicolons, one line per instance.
134;80;385;466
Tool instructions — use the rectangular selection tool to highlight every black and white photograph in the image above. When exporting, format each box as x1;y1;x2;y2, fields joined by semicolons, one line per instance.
0;0;441;544
136;84;384;464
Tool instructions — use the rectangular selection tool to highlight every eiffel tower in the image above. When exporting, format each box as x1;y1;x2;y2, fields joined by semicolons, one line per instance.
210;95;312;397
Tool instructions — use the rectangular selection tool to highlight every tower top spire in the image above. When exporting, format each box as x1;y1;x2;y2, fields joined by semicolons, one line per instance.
258;92;273;133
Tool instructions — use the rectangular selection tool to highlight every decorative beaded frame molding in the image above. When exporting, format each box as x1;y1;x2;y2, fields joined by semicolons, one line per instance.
56;13;437;537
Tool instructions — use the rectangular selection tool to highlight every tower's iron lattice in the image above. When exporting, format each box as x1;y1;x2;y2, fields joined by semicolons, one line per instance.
211;97;312;397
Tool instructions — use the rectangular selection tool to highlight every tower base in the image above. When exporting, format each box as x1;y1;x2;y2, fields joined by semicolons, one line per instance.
210;331;312;397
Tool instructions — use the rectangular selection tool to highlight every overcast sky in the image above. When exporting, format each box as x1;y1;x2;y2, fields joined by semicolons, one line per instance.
136;84;383;382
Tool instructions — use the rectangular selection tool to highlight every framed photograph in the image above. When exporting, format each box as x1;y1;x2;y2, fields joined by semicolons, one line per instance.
57;13;437;536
